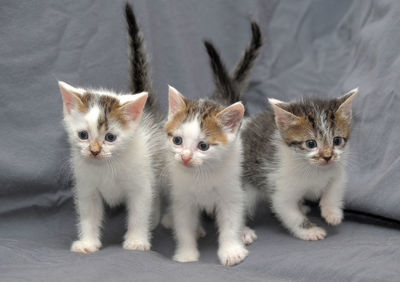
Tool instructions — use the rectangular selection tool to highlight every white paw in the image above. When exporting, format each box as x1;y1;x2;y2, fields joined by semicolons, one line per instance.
71;239;101;253
300;204;311;215
296;226;326;241
197;225;207;238
321;207;343;226
173;248;200;263
218;244;248;266
123;237;151;251
242;227;257;245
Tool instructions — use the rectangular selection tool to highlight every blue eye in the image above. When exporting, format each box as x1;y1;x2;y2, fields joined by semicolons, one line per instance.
173;136;183;145
105;133;117;142
305;139;317;149
78;130;88;140
198;141;210;151
333;137;342;146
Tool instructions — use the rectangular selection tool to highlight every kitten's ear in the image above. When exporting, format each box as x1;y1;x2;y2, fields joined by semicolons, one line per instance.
120;92;148;122
336;88;358;119
268;98;299;128
58;81;84;114
168;85;186;118
217;102;245;133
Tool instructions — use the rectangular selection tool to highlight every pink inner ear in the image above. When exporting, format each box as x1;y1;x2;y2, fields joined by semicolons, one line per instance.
123;93;148;121
58;81;81;114
218;102;244;132
271;105;298;128
168;86;186;116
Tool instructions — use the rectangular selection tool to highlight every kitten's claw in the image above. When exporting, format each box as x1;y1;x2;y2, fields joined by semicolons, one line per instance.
173;248;200;263
218;244;248;266
296;226;326;241
71;239;101;253
321;207;343;225
242;226;257;245
123;237;151;251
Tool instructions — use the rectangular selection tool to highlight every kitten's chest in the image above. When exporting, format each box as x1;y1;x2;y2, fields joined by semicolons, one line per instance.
96;178;125;206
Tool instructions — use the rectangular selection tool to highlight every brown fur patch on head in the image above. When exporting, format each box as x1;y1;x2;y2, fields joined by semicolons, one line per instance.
165;99;228;144
79;92;130;130
77;92;94;113
276;97;352;149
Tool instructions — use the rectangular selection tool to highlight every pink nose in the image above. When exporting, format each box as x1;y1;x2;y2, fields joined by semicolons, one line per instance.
181;150;193;164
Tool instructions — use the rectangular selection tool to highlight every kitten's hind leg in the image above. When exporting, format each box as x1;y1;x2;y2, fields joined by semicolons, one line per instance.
271;191;326;241
299;201;311;215
150;190;161;230
242;226;257;245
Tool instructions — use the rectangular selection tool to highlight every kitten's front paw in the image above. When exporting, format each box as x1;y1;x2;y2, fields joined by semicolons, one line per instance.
321;207;343;226
71;239;101;253
242;226;257;245
123;237;151;251
296;226;326;241
218;244;248;266
173;248;200;263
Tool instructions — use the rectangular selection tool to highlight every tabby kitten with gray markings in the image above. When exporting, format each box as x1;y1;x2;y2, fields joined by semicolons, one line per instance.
242;89;358;240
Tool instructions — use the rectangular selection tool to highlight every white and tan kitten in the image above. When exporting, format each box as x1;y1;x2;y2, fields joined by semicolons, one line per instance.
242;89;358;240
164;86;250;266
59;82;163;253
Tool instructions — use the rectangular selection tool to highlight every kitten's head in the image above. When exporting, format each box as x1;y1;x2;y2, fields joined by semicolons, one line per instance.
165;86;244;168
58;81;148;160
270;88;358;167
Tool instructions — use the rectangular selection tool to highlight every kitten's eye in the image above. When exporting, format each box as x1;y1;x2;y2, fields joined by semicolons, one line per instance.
173;136;183;145
198;141;210;151
305;139;317;149
78;130;88;140
105;133;117;142
333;137;342;146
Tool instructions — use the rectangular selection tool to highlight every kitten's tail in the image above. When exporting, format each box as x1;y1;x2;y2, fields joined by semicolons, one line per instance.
232;21;262;91
204;40;238;105
204;21;262;112
125;3;156;111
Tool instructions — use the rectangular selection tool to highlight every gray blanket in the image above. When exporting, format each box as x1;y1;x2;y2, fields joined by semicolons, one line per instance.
1;0;400;281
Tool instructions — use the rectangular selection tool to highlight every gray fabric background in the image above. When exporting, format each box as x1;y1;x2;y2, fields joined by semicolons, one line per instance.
1;0;400;281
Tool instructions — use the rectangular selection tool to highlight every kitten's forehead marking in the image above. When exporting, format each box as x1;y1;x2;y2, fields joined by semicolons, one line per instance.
86;106;101;138
181;118;202;146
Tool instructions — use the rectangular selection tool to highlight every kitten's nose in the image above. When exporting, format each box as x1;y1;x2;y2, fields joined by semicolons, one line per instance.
181;149;193;164
89;141;101;157
90;149;100;156
323;156;332;162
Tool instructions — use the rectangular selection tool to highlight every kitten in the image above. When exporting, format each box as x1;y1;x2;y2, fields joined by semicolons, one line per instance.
59;3;163;253
162;22;262;266
59;83;162;252
165;86;248;266
241;89;358;240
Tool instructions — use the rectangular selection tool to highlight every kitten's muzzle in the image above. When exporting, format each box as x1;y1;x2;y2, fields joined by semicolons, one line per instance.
181;149;193;166
89;141;101;157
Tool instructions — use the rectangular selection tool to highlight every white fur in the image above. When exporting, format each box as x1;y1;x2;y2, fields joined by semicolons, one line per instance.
252;131;348;240
61;84;162;253
166;117;249;266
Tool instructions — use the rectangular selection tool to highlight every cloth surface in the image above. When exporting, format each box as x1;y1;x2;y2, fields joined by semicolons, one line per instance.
1;0;400;281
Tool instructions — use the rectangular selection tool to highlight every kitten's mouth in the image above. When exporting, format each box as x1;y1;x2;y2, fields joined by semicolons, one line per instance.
180;161;193;168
